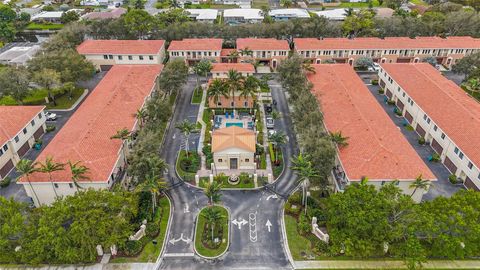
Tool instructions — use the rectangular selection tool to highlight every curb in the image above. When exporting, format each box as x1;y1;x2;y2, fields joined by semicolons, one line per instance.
154;193;174;268
49;89;89;112
280;204;295;269
192;205;231;260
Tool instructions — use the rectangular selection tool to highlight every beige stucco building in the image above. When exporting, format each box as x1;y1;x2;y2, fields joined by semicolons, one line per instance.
236;38;289;70
77;40;166;71
0;106;46;179
212;126;256;170
168;38;223;66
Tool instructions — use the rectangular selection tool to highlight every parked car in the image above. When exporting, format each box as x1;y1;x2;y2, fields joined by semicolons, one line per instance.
45;111;57;121
371;62;380;71
264;104;273;114
266;117;274;129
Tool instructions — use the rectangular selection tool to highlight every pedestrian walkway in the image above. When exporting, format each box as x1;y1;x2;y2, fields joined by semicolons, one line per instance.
293;259;480;269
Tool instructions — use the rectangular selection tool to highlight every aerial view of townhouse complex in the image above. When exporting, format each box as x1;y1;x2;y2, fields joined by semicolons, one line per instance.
2;0;480;269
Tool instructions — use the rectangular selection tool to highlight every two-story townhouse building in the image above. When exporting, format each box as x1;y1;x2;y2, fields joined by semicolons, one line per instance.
223;9;263;24
308;64;436;202
294;36;480;68
76;40;166;71
236;38;289;70
269;8;310;21
211;63;255;78
18;65;163;207
379;63;480;191
168;38;223;66
0;106;46;180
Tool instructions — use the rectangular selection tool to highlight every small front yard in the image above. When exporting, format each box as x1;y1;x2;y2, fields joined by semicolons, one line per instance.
195;205;229;258
199;173;255;189
0;88;84;109
26;23;64;30
191;87;203;104
176;150;200;183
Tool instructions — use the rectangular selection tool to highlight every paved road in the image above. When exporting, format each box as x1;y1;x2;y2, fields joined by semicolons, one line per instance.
159;75;298;269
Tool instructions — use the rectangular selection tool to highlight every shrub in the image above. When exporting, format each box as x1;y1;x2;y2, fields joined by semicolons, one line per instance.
298;213;311;235
378;88;384;94
387;99;395;105
46;124;56;132
123;240;143;256
0;177;11;188
146;222;160;238
371;79;379;85
449;174;458;184
268;143;275;162
314;239;329;253
418;137;426;145
395;109;403;116
431;153;441;162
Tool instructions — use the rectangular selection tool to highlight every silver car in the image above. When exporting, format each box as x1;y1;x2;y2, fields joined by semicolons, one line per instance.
266;117;274;129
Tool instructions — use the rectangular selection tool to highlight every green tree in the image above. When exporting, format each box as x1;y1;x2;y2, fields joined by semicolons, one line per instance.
463;78;480;97
193;60;212;88
134;108;148;128
226;69;244;109
175;120;197;156
158;59;189;95
123;9;154;39
32;69;60;106
155;8;191;26
291;154;319;212
280;0;292;7
207;79;229;106
202;207;223;242
133;0;145;9
60;11;80;24
110;128;132;166
330;131;349;148
0;66;30;104
68;161;90;191
136;173;166;216
342;9;376;37
239;47;253;57
354;56;373;69
0;21;15;43
409;174;431;197
38;156;65;200
15;159;40;206
385;0;406;9
0;197;27;264
204;180;222;205
268;131;286;163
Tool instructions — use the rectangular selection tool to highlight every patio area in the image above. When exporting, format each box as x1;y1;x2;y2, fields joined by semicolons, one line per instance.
213;112;255;130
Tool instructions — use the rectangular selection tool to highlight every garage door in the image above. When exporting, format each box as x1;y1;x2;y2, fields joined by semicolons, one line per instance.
405;111;413;124
386;89;393;98
33;126;44;140
464;177;480;191
444;156;457;174
431;139;443;154
397;100;404;110
396;58;412;63
416;124;426;137
100;65;113;71
17;141;30;157
0;159;14;178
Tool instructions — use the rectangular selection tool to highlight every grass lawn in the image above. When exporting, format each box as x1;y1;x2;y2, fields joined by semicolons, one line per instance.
285;214;315;261
203;109;213;144
252;0;268;8
337;0;381;8
199;175;255;189
0;88;84;110
46;88;84;109
26;23;64;30
195;205;229;258
110;197;170;263
409;0;428;6
191;88;203;104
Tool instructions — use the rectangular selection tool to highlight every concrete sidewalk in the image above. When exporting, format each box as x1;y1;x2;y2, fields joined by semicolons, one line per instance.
294;260;480;269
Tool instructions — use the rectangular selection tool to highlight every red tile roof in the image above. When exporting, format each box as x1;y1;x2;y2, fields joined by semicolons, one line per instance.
381;63;480;168
220;48;237;57
77;40;165;55
22;65;162;183
237;38;290;51
168;38;223;51
212;126;256;153
211;63;255;73
307;64;435;182
294;36;480;51
0;106;45;146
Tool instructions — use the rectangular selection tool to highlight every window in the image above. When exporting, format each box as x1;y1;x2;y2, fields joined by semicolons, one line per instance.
434;125;438;131
3;144;7;151
454;147;459;154
69;183;73;188
38;113;42;119
31;120;35;126
402;93;406;97
245;159;249;162
217;102;222;106
0;148;3;156
381;181;385;185
14;136;19;143
103;55;108;59
118;55;123;60
218;159;223;162
459;152;464;159
128;55;133;60
244;101;248;107
23;128;27;134
231;101;234;107
139;55;144;60
468;162;473;169
423;114;427;121
149;56;154;60
54;183;59;188
427;118;431;124
108;55;113;59
441;133;445;139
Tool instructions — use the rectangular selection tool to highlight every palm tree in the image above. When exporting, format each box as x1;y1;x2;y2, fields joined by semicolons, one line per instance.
260;5;270;16
204;180;222;205
136;173;167;216
463;78;480;97
330;131;349;148
344;7;354;17
133;108;148;128
271;110;282;120
280;0;292;8
193;60;212;88
202;207;223;242
409;174;431;197
68;161;90;191
38;156;65;200
240;76;259;111
239;48;253;57
111;128;131;166
16;159;40;206
291;154;319;214
227;50;239;63
226;70;244;109
269;132;287;163
207;79;229;107
302;61;316;74
175;120;197;157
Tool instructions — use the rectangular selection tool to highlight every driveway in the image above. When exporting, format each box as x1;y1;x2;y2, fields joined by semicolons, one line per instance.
0;72;107;204
159;75;297;269
357;73;464;200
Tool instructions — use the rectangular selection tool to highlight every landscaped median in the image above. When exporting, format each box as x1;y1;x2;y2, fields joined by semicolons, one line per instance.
194;205;230;258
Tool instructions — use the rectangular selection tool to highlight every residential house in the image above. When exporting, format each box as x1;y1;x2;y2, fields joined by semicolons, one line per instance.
379;63;480;191
314;9;348;21
168;38;223;65
211;63;255;78
0;45;40;66
307;64;436;202
185;9;218;23
215;0;251;8
0;106;46;180
31;11;64;23
237;38;289;70
18;65;163;206
77;40;166;71
294;36;480;68
269;8;310;21
81;8;126;20
212;126;256;170
223;9;264;25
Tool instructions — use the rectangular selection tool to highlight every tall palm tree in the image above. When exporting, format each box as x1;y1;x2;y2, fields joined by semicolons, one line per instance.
194;60;212;87
239;48;253;57
203;207;223;242
38;156;65;200
111;128;131;166
204;180;222;205
291;154;319;213
226;70;244;109
175;120;197;157
409;174;431;197
15;159;40;206
68;161;90;191
136;173;167;216
330;131;349;148
240;76;259;111
227;50;239;63
302;61;316;74
207;79;229;107
268;132;287;163
463;78;480;97
133;108;148;128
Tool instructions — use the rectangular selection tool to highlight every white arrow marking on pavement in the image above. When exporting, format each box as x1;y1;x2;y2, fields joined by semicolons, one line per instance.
169;233;192;245
266;220;272;232
172;134;176;139
184;204;189;213
266;194;278;201
232;218;248;229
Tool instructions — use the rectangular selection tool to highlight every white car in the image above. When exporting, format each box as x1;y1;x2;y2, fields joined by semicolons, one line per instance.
371;62;380;71
45;111;57;121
